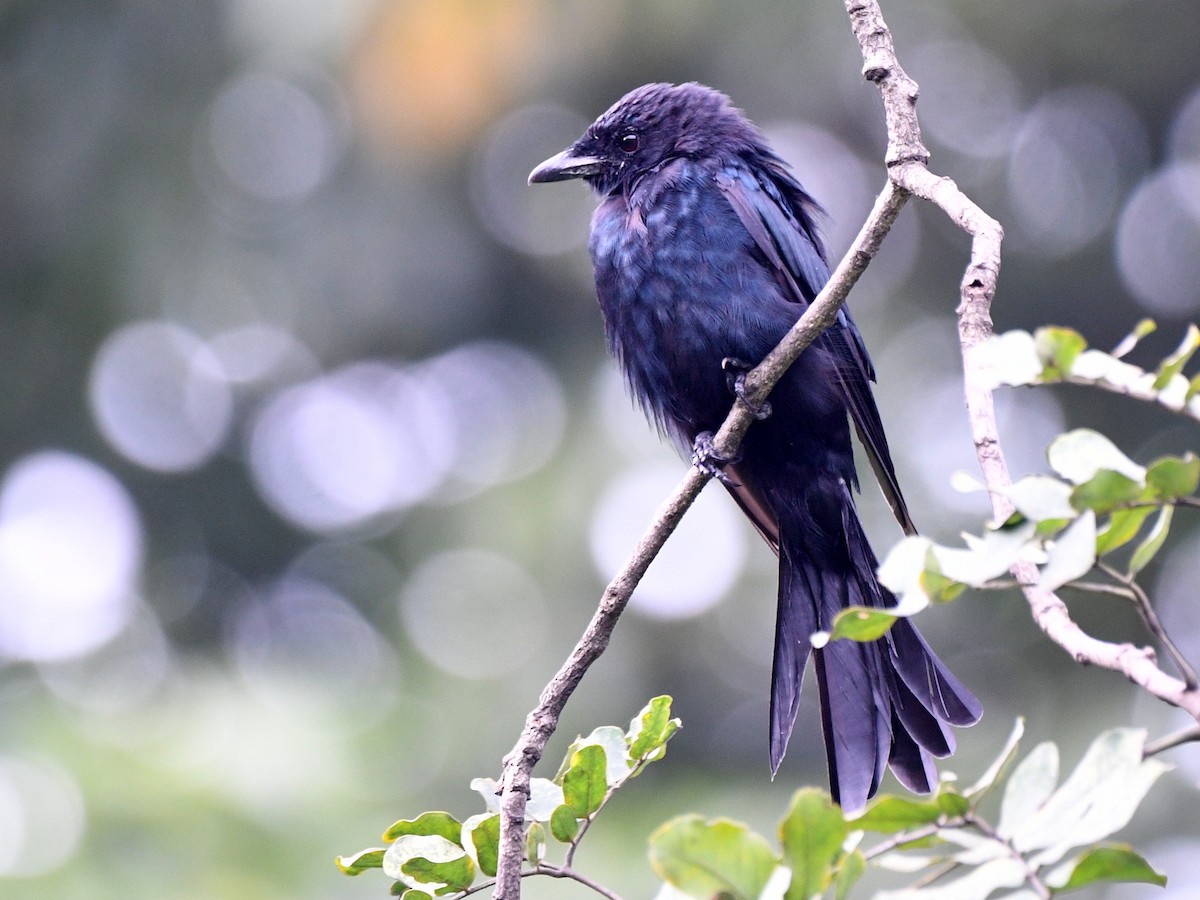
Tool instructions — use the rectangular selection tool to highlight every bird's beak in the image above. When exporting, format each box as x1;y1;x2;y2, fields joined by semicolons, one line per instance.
528;147;604;184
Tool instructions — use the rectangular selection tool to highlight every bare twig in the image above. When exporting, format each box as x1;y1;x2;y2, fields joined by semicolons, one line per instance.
1094;561;1199;689
1056;373;1200;423
969;814;1052;900
861;822;946;860
467;865;625;900
1144;725;1200;758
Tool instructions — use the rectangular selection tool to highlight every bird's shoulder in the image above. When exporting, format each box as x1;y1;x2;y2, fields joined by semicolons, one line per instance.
713;157;829;300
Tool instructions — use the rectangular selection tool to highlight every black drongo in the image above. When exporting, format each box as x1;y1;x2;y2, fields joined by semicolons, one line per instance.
530;82;980;813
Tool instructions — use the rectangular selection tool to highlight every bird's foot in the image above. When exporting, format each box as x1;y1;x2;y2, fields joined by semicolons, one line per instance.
721;357;771;420
691;431;740;485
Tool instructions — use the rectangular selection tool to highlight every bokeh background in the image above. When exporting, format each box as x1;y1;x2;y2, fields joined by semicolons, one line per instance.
4;1;1200;897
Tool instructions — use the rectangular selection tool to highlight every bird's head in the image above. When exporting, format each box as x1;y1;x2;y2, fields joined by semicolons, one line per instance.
528;82;764;196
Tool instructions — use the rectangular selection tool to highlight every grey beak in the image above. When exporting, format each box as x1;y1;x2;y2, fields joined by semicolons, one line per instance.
528;147;604;184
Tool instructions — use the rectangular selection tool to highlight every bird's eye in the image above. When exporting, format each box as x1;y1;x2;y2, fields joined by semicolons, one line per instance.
618;133;639;154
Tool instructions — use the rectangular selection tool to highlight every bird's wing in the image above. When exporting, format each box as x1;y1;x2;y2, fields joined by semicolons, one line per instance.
722;462;781;554
715;163;916;535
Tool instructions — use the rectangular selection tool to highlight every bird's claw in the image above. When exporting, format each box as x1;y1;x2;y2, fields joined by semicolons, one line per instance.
721;357;771;420
691;431;739;485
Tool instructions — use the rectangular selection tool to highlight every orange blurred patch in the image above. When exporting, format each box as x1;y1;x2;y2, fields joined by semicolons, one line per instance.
350;0;542;163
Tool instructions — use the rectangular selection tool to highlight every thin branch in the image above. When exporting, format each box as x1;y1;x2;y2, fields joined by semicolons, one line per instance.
968;814;1051;900
535;863;627;899
1095;561;1199;689
1144;724;1200;758
466;865;625;900
909;861;961;891
841;0;1200;721
1056;372;1200;424
861;822;946;860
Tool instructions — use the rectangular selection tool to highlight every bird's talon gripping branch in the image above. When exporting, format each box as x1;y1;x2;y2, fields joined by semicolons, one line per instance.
722;356;772;419
691;431;739;485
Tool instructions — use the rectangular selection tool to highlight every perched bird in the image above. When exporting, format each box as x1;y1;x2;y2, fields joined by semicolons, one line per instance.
529;82;980;813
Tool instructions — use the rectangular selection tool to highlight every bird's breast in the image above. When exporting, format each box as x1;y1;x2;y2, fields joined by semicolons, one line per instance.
588;184;786;438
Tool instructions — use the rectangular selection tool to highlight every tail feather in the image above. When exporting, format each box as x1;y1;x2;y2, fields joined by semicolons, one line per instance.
814;618;890;809
886;710;938;795
769;477;980;813
887;618;983;726
768;543;817;774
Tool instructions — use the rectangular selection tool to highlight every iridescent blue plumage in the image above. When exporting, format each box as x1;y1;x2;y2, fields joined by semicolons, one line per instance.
531;82;980;813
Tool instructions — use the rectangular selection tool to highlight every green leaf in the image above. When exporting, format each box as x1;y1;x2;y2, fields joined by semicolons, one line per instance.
1035;326;1087;377
526;778;566;822
628;695;676;760
383;835;472;892
935;521;1039;588
921;569;968;603
549;804;579;843
1069;470;1146;513
1129;505;1174;575
936;787;971;818
1070;346;1149;393
828;606;898;642
384;812;463;845
1146;454;1200;499
1038;510;1096;592
1005;475;1076;522
1188;371;1200;402
1010;729;1168;866
401;854;475;894
1048;430;1146;485
525;822;546;864
1111;318;1156;359
998;741;1059;838
468;777;501;814
562;745;607;817
571;725;634;785
336;848;386;876
877;536;936;599
979;330;1044;388
465;814;500;878
1096;507;1153;556
1049;844;1167;892
850;796;943;834
834;849;866;900
649;815;778;900
779;788;849;900
1152;323;1200;389
965;718;1025;800
398;891;433;900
